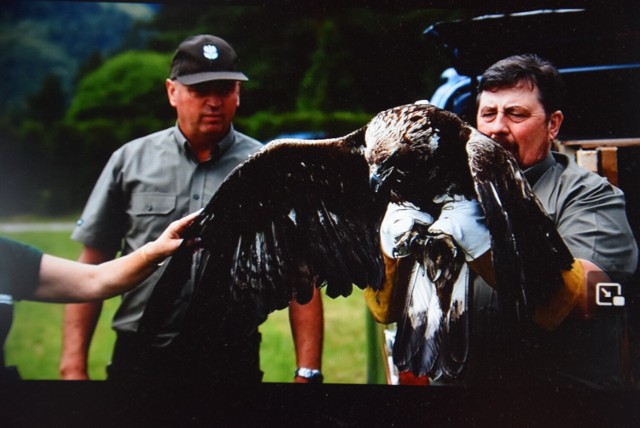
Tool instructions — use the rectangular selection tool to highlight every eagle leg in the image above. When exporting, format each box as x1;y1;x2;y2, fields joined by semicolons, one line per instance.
423;233;462;288
392;219;432;259
394;222;462;285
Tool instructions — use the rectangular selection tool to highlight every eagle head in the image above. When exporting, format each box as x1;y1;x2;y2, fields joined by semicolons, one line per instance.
364;102;472;209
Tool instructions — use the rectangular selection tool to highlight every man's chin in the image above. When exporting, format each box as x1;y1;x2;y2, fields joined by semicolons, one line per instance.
201;123;229;136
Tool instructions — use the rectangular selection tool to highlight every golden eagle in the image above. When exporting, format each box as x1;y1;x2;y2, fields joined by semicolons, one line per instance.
139;102;574;379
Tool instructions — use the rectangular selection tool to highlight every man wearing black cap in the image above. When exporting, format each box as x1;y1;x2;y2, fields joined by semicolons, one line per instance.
60;35;323;383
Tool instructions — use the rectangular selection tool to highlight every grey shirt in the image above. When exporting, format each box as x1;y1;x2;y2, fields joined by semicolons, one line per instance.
528;152;637;274
72;124;262;342
465;152;638;388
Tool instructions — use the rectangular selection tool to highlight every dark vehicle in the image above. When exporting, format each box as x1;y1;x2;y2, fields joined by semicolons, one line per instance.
264;131;331;144
428;9;640;241
369;8;640;385
426;8;640;140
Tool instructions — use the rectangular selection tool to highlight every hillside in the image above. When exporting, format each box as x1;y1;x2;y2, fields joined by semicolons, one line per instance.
0;1;157;113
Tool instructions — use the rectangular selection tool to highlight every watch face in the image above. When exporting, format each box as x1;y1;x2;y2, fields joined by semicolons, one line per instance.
295;368;323;383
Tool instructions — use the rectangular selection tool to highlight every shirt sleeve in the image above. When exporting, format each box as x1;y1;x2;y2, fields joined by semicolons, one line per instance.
71;149;128;253
0;237;43;300
534;158;638;276
554;172;638;275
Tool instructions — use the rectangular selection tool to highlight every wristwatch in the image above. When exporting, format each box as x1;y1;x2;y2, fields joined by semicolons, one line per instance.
294;367;323;383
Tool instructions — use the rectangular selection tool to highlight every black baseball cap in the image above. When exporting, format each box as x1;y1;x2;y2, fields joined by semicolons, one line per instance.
169;34;248;85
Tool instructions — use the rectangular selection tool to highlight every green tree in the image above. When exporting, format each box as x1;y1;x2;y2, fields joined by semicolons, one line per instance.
296;20;354;112
1;4;467;216
66;50;174;155
76;51;104;84
146;5;462;115
26;74;66;124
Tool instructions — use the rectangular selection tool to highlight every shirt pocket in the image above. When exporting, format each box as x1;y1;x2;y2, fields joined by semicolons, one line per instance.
129;193;177;216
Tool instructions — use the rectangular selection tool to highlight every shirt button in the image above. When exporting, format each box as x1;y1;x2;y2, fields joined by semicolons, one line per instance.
193;194;200;200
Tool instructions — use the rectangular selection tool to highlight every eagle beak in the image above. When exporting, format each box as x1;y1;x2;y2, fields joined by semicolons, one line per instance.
370;171;383;192
369;166;395;194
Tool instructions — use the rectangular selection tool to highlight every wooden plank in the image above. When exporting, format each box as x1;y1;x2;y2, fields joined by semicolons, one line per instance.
598;147;618;187
575;149;598;173
562;138;640;149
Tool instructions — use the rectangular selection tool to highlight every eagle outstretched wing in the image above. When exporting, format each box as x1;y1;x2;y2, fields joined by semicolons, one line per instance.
139;128;387;343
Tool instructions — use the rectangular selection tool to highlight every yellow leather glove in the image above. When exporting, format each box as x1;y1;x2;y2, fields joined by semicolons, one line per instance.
365;253;414;324
366;253;585;330
533;259;585;331
366;203;433;324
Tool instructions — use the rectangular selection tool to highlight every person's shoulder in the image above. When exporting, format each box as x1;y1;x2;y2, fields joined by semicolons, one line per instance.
0;237;43;273
104;128;178;165
551;151;622;195
553;152;602;181
234;130;264;153
0;236;35;255
119;127;176;153
233;129;263;149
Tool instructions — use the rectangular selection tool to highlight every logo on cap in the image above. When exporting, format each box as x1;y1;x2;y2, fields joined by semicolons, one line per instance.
203;45;219;61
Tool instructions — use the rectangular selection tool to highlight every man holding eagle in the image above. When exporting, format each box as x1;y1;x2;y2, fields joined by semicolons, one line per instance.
367;54;638;387
125;49;636;388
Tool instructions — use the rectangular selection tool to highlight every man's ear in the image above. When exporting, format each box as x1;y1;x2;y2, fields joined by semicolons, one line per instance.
548;110;564;139
166;79;178;107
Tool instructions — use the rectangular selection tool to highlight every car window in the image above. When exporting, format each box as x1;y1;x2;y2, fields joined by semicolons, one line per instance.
560;66;640;140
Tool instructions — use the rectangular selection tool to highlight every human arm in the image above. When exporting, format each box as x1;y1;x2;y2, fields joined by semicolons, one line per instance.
36;212;198;302
289;287;324;383
59;247;111;380
531;168;638;328
532;258;611;329
423;197;595;329
364;252;416;324
468;247;599;329
434;198;629;329
365;198;600;330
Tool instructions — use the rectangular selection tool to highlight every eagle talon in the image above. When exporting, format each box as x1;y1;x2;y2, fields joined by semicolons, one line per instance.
423;233;462;285
392;224;463;287
393;220;432;258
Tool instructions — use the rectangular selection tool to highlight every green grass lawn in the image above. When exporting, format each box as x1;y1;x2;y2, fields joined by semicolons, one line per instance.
1;229;378;383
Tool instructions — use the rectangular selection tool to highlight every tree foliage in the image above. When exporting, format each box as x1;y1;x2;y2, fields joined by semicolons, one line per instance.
26;74;66;124
1;3;465;217
66;51;174;134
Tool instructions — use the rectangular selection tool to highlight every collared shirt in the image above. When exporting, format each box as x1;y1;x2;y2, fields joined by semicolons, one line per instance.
526;152;637;274
72;124;263;342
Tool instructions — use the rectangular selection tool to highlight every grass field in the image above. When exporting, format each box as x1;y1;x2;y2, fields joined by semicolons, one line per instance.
1;228;383;383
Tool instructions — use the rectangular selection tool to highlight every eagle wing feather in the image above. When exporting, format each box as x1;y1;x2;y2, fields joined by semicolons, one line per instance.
140;130;386;342
466;129;574;329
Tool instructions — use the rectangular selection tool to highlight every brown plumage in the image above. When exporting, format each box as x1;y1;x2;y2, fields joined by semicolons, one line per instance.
140;102;574;379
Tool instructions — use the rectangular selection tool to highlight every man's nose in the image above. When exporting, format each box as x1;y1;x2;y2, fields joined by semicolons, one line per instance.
204;91;224;106
487;113;509;138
